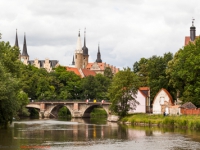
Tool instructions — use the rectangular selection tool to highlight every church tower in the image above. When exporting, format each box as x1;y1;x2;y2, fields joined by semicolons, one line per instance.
82;28;89;68
15;29;19;48
96;44;102;63
21;33;29;64
72;55;75;65
75;30;83;69
190;18;196;41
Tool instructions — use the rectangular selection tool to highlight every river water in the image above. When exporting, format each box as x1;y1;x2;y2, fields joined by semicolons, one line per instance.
1;118;200;150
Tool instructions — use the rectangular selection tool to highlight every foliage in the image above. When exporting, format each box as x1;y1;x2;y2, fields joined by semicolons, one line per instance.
133;53;174;104
90;108;107;118
58;106;71;118
0;41;21;128
104;67;113;79
166;37;200;106
121;114;200;130
108;67;139;117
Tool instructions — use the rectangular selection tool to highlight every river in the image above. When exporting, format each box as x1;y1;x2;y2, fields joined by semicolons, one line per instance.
1;118;200;150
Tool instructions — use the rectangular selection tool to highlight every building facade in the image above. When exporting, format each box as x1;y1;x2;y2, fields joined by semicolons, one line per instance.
72;29;119;75
15;30;59;72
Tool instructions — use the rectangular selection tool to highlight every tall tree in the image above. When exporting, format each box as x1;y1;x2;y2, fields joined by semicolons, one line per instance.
108;67;139;117
0;41;21;128
166;37;200;106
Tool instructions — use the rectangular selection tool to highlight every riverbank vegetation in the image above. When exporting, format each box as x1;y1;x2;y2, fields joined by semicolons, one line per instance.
121;114;200;130
90;108;107;118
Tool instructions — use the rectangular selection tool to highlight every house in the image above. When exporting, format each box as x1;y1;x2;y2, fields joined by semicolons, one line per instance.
152;88;174;114
128;87;150;114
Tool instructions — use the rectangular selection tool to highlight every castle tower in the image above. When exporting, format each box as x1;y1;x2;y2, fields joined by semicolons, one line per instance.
82;28;89;68
75;30;83;69
190;18;196;41
96;43;102;63
21;33;29;64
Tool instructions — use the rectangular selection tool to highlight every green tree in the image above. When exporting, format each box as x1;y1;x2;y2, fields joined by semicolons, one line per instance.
133;58;149;87
0;41;21;128
166;37;200;106
108;67;139;117
104;67;113;79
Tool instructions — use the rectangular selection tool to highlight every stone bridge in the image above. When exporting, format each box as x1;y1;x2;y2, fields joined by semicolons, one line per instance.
26;101;111;118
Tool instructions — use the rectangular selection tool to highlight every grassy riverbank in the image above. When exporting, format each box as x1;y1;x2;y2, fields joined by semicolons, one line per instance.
121;114;200;130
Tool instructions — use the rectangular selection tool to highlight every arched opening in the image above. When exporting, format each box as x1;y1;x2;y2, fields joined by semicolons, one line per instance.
83;105;108;118
28;108;40;119
50;105;72;119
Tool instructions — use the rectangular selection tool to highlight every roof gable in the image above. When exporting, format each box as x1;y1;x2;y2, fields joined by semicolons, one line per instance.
152;88;174;105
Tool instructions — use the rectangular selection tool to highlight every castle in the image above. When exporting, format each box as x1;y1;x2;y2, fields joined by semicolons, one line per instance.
14;29;119;75
15;30;59;72
68;29;119;77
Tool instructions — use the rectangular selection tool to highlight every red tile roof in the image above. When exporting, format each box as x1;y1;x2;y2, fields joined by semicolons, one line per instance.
139;87;150;98
81;69;96;77
185;36;199;46
66;67;81;77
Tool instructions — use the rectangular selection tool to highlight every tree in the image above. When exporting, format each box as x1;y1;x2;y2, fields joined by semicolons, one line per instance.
108;67;139;117
133;58;149;87
0;41;21;128
104;67;113;79
166;37;200;106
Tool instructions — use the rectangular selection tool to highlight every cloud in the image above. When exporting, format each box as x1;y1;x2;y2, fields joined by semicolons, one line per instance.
0;0;200;69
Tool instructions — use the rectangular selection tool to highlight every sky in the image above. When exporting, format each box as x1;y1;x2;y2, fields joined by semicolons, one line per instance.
1;0;200;69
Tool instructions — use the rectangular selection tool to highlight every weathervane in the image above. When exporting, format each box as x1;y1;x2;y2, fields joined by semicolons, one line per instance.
192;18;195;26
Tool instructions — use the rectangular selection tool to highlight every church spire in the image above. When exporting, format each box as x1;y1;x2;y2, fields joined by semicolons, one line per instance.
15;29;19;47
96;43;102;63
82;28;88;56
190;18;196;41
72;55;75;65
21;33;29;57
76;30;82;52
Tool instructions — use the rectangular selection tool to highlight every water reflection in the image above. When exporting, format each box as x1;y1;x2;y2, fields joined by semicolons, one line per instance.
1;119;200;150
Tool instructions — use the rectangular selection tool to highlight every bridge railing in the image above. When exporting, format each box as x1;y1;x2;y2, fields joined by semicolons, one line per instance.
31;99;110;103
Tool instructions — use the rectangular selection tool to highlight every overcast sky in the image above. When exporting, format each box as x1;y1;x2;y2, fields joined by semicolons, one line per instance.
1;0;200;69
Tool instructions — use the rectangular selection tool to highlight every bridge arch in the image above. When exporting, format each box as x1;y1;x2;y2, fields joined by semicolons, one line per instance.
26;104;41;110
82;105;109;118
44;104;73;118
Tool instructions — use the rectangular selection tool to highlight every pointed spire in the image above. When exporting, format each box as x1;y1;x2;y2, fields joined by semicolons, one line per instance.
190;18;196;41
21;33;29;56
72;55;75;65
78;29;80;37
15;29;19;47
76;30;82;51
96;43;102;63
82;28;88;56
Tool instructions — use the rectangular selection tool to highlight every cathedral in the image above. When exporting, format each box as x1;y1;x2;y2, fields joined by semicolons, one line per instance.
68;29;119;77
14;29;119;75
15;30;59;72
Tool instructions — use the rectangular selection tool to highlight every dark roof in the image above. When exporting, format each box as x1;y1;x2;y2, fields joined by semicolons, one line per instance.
21;34;29;57
180;102;197;109
28;60;58;68
15;29;19;47
96;44;102;63
82;29;88;56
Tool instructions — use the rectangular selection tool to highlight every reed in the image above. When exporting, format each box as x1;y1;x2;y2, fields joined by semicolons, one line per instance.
121;114;200;130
